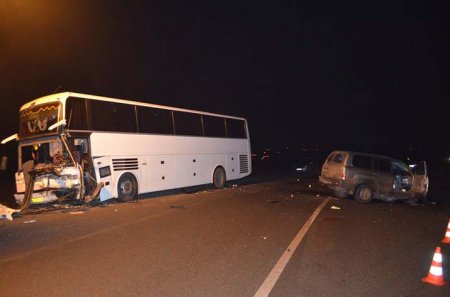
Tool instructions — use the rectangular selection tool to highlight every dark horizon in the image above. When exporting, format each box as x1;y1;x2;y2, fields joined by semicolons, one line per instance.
1;1;449;161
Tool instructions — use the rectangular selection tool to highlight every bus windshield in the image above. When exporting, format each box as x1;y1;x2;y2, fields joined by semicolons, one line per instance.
20;140;66;168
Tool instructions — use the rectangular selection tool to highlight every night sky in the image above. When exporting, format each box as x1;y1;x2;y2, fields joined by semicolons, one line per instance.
1;1;449;160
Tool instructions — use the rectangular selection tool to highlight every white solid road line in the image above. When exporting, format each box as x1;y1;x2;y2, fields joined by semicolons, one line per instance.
253;197;331;297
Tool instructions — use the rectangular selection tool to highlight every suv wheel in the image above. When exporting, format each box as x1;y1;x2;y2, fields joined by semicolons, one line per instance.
354;184;373;203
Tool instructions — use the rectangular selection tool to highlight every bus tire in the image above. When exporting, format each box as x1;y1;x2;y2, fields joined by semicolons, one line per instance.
117;173;138;202
213;167;226;189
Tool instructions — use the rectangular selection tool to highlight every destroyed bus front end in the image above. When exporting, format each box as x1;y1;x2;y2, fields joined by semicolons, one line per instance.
14;138;84;205
6;99;93;208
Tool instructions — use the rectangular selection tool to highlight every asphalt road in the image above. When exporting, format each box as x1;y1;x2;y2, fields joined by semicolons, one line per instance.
1;172;450;297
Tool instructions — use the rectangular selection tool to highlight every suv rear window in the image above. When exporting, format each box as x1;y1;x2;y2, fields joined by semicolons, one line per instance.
332;153;343;164
352;155;372;170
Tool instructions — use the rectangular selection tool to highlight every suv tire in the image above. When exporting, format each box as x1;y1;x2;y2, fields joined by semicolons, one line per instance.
354;184;373;203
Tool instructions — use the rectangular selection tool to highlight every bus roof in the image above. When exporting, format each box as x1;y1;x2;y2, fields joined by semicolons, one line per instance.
20;92;247;121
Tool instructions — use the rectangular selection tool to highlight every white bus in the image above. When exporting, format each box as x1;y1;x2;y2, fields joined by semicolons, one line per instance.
2;92;251;207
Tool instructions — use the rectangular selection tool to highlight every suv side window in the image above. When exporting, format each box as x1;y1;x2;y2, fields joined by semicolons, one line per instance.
332;153;343;164
375;158;391;173
326;154;335;163
352;155;372;170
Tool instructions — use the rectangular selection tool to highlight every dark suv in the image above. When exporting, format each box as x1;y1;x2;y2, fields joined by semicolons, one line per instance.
319;151;428;203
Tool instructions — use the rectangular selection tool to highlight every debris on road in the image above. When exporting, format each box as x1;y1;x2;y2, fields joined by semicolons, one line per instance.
69;211;84;215
330;205;341;210
261;236;267;240
290;194;294;198
232;184;238;188
0;204;20;221
170;205;186;209
24;219;37;224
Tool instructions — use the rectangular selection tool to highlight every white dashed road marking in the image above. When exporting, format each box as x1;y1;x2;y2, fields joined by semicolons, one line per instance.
254;197;330;297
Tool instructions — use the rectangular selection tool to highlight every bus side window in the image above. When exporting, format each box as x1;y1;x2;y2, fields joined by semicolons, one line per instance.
173;112;202;136
203;115;226;137
226;119;247;139
90;101;137;132
66;97;88;130
137;107;174;135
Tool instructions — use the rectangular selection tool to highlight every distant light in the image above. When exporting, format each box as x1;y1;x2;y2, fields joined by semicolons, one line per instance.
409;164;416;168
296;167;304;172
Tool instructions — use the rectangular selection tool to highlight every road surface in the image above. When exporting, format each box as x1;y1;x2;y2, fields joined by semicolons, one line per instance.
1;173;449;296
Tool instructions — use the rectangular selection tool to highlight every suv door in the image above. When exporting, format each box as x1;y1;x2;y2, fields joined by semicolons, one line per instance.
374;158;395;196
411;161;429;197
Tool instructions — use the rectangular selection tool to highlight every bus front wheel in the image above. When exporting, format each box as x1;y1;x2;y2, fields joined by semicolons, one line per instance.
213;167;226;189
117;173;138;202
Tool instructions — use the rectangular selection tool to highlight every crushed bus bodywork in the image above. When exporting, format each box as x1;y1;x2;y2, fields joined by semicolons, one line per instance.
14;136;87;208
7;100;97;209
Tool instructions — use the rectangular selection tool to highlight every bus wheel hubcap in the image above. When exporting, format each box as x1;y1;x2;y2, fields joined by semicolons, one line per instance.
121;180;133;194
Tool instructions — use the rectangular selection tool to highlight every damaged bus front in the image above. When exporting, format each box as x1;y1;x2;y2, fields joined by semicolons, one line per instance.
2;98;91;209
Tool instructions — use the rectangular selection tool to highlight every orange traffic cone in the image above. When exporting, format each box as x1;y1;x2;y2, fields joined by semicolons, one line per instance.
442;219;450;244
422;246;446;286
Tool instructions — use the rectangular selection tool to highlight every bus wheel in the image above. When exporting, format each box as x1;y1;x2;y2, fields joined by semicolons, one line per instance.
117;173;138;202
213;167;226;189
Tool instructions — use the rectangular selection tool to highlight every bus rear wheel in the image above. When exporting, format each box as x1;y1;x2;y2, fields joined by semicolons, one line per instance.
117;173;138;202
213;167;226;189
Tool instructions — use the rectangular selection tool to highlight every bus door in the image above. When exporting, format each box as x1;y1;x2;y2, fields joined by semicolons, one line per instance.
93;156;114;201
